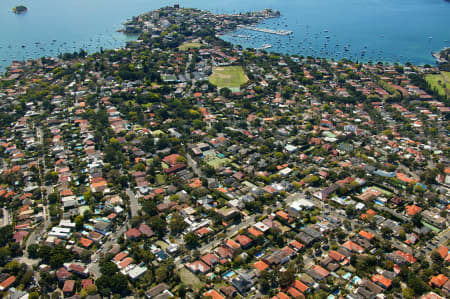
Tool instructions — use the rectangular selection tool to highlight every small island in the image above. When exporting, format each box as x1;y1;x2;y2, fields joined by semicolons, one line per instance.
12;5;28;14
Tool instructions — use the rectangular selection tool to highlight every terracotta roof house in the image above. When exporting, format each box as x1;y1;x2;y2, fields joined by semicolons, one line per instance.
204;290;225;299
359;230;374;241
328;250;346;262
342;240;364;253
292;279;310;293
138;223;154;237
247;227;264;238
289;240;305;251
113;251;128;262
69;264;89;277
286;286;305;299
253;260;269;272
272;292;290;299
201;254;219;267
80;237;93;248
405;204;422;216
235;234;252;248
162;154;182;166
216;246;233;259
125;228;141;240
429;274;448;288
118;257;134;269
225;239;241;251
63;280;75;296
186;260;210;274
82;279;93;290
312;265;330;279
372;274;392;289
56;267;72;281
0;276;16;291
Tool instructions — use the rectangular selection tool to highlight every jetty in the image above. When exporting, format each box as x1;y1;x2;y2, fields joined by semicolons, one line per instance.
237;25;292;36
257;44;272;50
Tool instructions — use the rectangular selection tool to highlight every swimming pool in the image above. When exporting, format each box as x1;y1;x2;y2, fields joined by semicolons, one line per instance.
342;272;351;280
223;270;235;278
374;200;384;206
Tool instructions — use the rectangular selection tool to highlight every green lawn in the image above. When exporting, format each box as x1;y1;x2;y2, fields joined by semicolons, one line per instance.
207;157;231;170
179;267;203;289
155;174;166;185
425;71;450;97
178;42;202;51
155;240;168;250
209;66;249;89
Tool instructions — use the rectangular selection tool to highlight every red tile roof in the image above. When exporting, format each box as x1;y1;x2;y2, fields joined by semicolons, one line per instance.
328;250;346;262
396;250;416;263
359;230;374;240
289;240;304;251
429;274;448;288
312;265;330;278
113;251;128;262
63;280;75;293
342;240;364;253
235;234;252;247
405;204;422;216
204;290;225;299
125;228;141;239
248;227;264;237
82;279;93;289
253;260;269;272
292;280;309;293
372;274;392;288
286;286;305;299
119;257;134;269
80;237;93;248
0;276;16;291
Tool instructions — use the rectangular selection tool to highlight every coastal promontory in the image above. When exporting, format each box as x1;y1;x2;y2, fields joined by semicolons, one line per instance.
12;5;28;14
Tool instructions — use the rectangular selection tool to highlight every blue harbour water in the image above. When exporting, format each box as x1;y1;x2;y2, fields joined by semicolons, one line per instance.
0;0;449;72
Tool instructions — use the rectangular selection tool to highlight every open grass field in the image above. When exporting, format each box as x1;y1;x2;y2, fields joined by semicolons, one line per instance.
425;71;450;97
178;42;202;51
179;267;202;288
209;66;249;89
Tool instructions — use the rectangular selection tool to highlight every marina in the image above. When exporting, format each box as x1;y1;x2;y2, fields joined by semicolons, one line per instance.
237;25;292;36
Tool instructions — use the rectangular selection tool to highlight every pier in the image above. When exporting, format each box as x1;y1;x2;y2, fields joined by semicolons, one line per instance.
237;25;292;36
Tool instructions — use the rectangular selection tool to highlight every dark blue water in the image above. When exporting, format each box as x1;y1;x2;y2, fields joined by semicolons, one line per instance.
1;0;449;72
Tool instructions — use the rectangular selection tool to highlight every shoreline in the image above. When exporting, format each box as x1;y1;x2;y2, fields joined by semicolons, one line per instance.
0;6;445;74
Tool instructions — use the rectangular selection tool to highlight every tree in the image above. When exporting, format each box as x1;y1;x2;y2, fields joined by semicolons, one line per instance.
431;250;443;264
100;261;119;276
44;171;59;185
150;216;167;238
28;244;40;259
0;247;10;266
381;226;393;238
220;87;232;98
74;215;84;231
0;225;13;247
412;213;422;227
29;292;40;299
345;205;356;218
47;192;59;204
184;232;199;248
155;266;169;283
169;212;187;235
278;266;295;288
142;200;158;216
96;273;129;296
